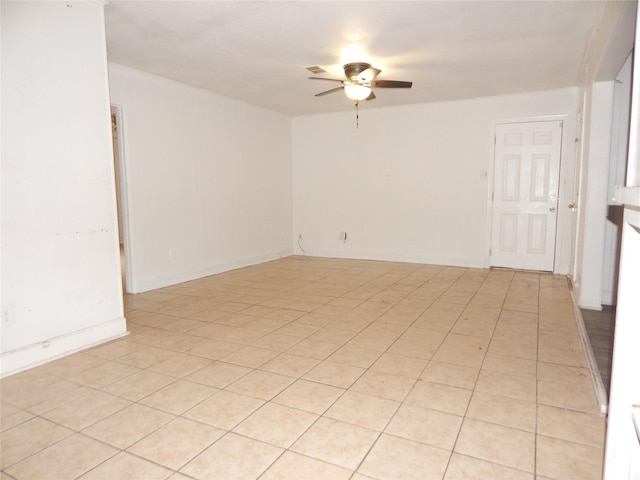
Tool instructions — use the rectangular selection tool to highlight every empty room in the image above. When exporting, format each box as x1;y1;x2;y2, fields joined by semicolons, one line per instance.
2;1;640;479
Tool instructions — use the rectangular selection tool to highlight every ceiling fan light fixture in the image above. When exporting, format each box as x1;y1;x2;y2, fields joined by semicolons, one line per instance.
344;83;372;101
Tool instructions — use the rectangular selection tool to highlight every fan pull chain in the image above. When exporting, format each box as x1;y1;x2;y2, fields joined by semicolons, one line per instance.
355;101;359;128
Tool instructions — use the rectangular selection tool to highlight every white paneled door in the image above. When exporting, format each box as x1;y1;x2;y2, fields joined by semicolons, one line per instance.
490;121;563;271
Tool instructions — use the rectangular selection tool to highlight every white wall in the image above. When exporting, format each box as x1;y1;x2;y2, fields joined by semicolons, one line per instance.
293;89;578;271
1;2;126;376
108;64;293;293
573;82;616;309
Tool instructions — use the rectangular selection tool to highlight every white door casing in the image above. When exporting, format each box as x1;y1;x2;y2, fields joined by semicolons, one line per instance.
490;121;563;271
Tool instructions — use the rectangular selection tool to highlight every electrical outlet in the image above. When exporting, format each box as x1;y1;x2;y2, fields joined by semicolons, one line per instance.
1;305;15;326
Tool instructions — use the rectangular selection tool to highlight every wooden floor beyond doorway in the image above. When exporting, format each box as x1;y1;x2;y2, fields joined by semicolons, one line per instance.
580;306;615;396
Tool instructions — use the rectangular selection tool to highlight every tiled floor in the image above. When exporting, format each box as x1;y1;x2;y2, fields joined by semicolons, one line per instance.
1;257;606;479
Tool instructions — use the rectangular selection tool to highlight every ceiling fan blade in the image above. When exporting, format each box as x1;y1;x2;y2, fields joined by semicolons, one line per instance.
358;67;381;83
370;80;413;88
315;86;344;97
365;91;376;101
308;77;344;83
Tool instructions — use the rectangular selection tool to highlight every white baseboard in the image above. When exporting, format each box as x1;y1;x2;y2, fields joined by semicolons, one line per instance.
1;317;128;378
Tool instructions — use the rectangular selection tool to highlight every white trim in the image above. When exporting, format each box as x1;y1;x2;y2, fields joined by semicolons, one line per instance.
488;115;570;274
110;104;134;294
301;249;486;269
1;317;128;378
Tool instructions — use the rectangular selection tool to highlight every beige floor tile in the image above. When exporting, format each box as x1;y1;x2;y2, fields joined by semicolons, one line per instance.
302;360;366;388
184;390;265;429
1;417;73;468
444;453;534;479
387;338;438;360
226;370;295;400
0;402;34;432
135;330;207;352
286;338;340;360
185;361;252;388
291;417;379;470
40;352;107;378
474;370;536;402
385;403;462;449
260;353;320;377
369;353;428;378
86;339;143;360
128;417;224;470
41;390;131;431
536;435;604;480
234;402;317;448
420;361;479;389
488;336;537;360
273;379;344;414
0;258;608;480
82;403;174;449
481;353;536;378
538;333;589;368
167;472;197;480
222;345;280;368
187;339;241;360
297;312;337;327
260;450;352;480
432;344;487;368
147;353;212;378
159;317;209;333
325;391;400;431
537;379;600;413
63;361;140;389
351;370;415;402
327;345;382;368
466;391;536;432
116;345;177;368
401;326;448;345
404;381;472;415
180;432;283;480
454;418;535;472
139;379;217;414
358;433;450;480
451;315;498;338
26;381;94;416
537;404;606;447
252;332;302;351
307;326;355;345
4;433;118;480
275;322;320;338
537;362;593;385
102;369;175;401
78;451;173;479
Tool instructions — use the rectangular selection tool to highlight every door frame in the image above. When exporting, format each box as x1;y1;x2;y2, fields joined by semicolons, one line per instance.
486;114;576;274
110;104;134;294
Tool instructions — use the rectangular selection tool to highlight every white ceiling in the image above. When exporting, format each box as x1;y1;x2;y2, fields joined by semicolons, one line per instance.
104;1;609;116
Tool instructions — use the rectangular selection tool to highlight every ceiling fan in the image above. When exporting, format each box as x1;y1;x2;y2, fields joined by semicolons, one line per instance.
309;62;413;102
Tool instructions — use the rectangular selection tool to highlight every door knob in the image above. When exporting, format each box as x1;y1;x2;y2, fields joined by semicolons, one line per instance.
549;207;556;212
568;203;576;210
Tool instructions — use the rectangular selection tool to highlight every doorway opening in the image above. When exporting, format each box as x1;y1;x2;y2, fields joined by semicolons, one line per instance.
490;120;563;271
110;105;131;293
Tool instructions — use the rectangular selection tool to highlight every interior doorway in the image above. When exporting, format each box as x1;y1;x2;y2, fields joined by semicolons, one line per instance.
110;105;130;293
490;120;563;271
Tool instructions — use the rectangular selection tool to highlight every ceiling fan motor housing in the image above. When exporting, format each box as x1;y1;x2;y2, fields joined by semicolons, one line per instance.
344;62;372;80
